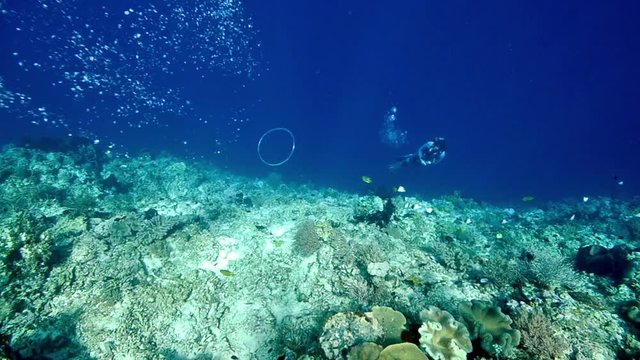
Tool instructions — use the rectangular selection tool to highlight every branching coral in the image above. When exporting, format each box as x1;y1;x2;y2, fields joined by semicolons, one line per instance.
511;310;569;360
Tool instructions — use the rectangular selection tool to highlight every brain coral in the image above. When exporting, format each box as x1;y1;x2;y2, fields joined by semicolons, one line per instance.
418;306;472;360
458;300;521;356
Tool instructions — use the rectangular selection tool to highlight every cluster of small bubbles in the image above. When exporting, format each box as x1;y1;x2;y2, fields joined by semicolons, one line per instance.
0;76;71;130
0;77;14;109
379;105;408;147
1;0;260;149
1;77;26;109
213;138;223;155
226;105;252;143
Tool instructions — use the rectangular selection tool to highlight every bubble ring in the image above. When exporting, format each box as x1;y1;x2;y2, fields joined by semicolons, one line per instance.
257;127;296;166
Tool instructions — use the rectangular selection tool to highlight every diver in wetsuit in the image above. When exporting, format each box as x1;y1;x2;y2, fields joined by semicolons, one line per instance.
389;137;446;170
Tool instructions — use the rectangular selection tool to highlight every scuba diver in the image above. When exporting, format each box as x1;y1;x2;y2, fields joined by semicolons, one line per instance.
389;137;446;170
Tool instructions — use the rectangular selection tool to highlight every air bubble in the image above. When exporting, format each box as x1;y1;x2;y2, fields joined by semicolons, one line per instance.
1;0;261;147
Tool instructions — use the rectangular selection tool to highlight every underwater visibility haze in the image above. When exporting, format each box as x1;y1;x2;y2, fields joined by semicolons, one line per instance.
1;0;640;359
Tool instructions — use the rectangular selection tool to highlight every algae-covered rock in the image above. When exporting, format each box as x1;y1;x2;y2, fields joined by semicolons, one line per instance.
379;343;428;360
354;196;385;220
418;306;472;360
458;300;520;357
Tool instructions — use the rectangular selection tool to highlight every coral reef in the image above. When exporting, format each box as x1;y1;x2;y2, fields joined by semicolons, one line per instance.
0;144;638;359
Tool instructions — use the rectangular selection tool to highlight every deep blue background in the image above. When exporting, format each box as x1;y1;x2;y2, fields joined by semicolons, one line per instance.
2;0;639;204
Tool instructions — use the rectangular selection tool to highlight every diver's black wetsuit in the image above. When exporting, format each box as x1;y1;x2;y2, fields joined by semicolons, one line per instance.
389;137;446;170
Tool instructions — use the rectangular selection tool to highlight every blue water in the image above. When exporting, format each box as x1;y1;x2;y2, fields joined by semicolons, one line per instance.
1;0;639;204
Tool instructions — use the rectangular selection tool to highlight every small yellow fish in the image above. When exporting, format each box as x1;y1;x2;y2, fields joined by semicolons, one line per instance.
496;232;503;239
406;275;422;286
220;269;235;277
361;176;373;184
522;195;535;202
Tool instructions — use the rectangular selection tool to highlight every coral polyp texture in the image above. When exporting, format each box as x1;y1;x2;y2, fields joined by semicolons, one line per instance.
0;144;639;359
